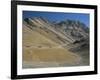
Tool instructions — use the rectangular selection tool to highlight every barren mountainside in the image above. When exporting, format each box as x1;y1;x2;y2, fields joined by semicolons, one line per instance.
24;17;89;51
22;17;89;68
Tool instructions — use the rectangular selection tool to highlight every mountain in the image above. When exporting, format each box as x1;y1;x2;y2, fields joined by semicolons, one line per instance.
22;17;89;68
24;17;89;51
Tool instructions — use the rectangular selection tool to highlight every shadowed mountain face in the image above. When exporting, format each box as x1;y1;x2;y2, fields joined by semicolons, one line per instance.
23;17;89;68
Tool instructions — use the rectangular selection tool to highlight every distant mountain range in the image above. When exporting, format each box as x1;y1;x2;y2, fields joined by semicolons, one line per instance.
23;17;89;51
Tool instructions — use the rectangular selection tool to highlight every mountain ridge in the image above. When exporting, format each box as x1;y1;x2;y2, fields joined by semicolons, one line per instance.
22;17;90;68
24;17;89;50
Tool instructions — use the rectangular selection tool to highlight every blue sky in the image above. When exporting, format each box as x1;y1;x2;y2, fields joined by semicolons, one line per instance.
23;11;90;27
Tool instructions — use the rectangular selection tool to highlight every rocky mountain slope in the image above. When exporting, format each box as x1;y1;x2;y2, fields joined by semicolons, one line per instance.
24;17;89;51
22;17;89;68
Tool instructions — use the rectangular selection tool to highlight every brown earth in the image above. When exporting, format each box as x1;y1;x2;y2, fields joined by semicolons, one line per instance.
22;24;82;68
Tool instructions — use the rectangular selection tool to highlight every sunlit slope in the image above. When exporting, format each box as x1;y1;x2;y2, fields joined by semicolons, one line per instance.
22;25;81;68
23;25;60;47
